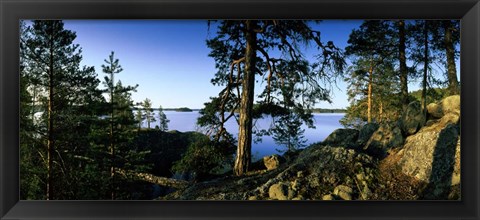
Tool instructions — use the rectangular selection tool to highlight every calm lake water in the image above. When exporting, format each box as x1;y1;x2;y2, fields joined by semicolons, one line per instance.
143;111;345;160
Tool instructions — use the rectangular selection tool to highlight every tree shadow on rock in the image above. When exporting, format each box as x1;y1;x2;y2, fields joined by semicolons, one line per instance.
420;123;459;200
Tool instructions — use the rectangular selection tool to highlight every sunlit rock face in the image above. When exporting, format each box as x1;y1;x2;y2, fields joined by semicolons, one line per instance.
395;95;460;199
427;95;460;119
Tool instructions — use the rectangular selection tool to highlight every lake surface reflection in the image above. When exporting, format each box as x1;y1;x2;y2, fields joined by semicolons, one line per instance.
144;111;345;160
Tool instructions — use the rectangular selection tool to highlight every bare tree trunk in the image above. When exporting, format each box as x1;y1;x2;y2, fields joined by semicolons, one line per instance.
367;61;373;123
379;101;384;122
46;47;54;200
398;20;409;111
443;20;460;95
422;21;429;118
234;20;257;176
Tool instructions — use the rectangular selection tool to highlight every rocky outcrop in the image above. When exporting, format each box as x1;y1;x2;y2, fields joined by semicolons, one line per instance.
161;145;376;200
322;128;359;149
158;95;461;201
364;123;404;158
401;101;425;135
393;95;461;199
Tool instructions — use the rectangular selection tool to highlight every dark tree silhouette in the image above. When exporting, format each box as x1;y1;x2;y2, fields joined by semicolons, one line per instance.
201;20;345;176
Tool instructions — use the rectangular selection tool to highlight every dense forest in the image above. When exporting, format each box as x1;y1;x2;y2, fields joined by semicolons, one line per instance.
20;20;460;200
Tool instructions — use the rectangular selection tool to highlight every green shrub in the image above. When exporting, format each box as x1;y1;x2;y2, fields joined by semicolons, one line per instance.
172;136;235;180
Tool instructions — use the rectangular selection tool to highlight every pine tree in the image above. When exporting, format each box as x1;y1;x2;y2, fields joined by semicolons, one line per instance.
141;98;155;129
202;20;345;175
340;57;401;128
135;107;144;130
409;20;434;117
101;51;140;199
397;20;409;111
23;20;103;199
345;20;396;124
441;20;460;95
157;105;169;131
429;20;460;95
272;112;306;153
19;20;45;199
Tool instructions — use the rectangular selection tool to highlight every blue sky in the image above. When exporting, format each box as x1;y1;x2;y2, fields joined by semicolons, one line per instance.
60;20;456;109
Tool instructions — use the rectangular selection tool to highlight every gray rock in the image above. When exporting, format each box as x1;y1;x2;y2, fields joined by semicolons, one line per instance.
333;185;353;200
323;128;359;149
334;185;353;194
364;123;404;158
268;182;294;200
263;154;283;171
427;95;460;119
356;123;379;147
322;194;335;200
401;101;425;135
397;117;460;199
427;103;443;118
441;95;460;116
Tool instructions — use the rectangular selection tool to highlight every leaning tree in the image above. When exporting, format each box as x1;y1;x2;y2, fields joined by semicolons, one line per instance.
199;20;345;176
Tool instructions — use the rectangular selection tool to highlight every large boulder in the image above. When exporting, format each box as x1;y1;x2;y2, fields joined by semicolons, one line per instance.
396;120;460;199
401;101;425;135
322;128;359;149
263;154;284;171
427;103;443;118
356;123;379;147
268;182;294;200
364;124;404;158
427;95;460;119
441;95;460;116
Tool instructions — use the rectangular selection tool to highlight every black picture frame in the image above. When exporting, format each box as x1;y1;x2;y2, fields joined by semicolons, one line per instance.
1;0;479;219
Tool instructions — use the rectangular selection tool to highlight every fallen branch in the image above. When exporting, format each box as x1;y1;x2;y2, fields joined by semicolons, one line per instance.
116;169;189;189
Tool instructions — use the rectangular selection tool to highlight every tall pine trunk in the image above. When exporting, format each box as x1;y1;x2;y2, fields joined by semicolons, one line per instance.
367;61;373;123
110;76;115;200
422;21;429;118
47;45;54;200
398;20;409;111
234;20;256;176
443;20;459;95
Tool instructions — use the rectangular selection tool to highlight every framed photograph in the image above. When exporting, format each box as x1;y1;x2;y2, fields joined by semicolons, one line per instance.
1;0;479;219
